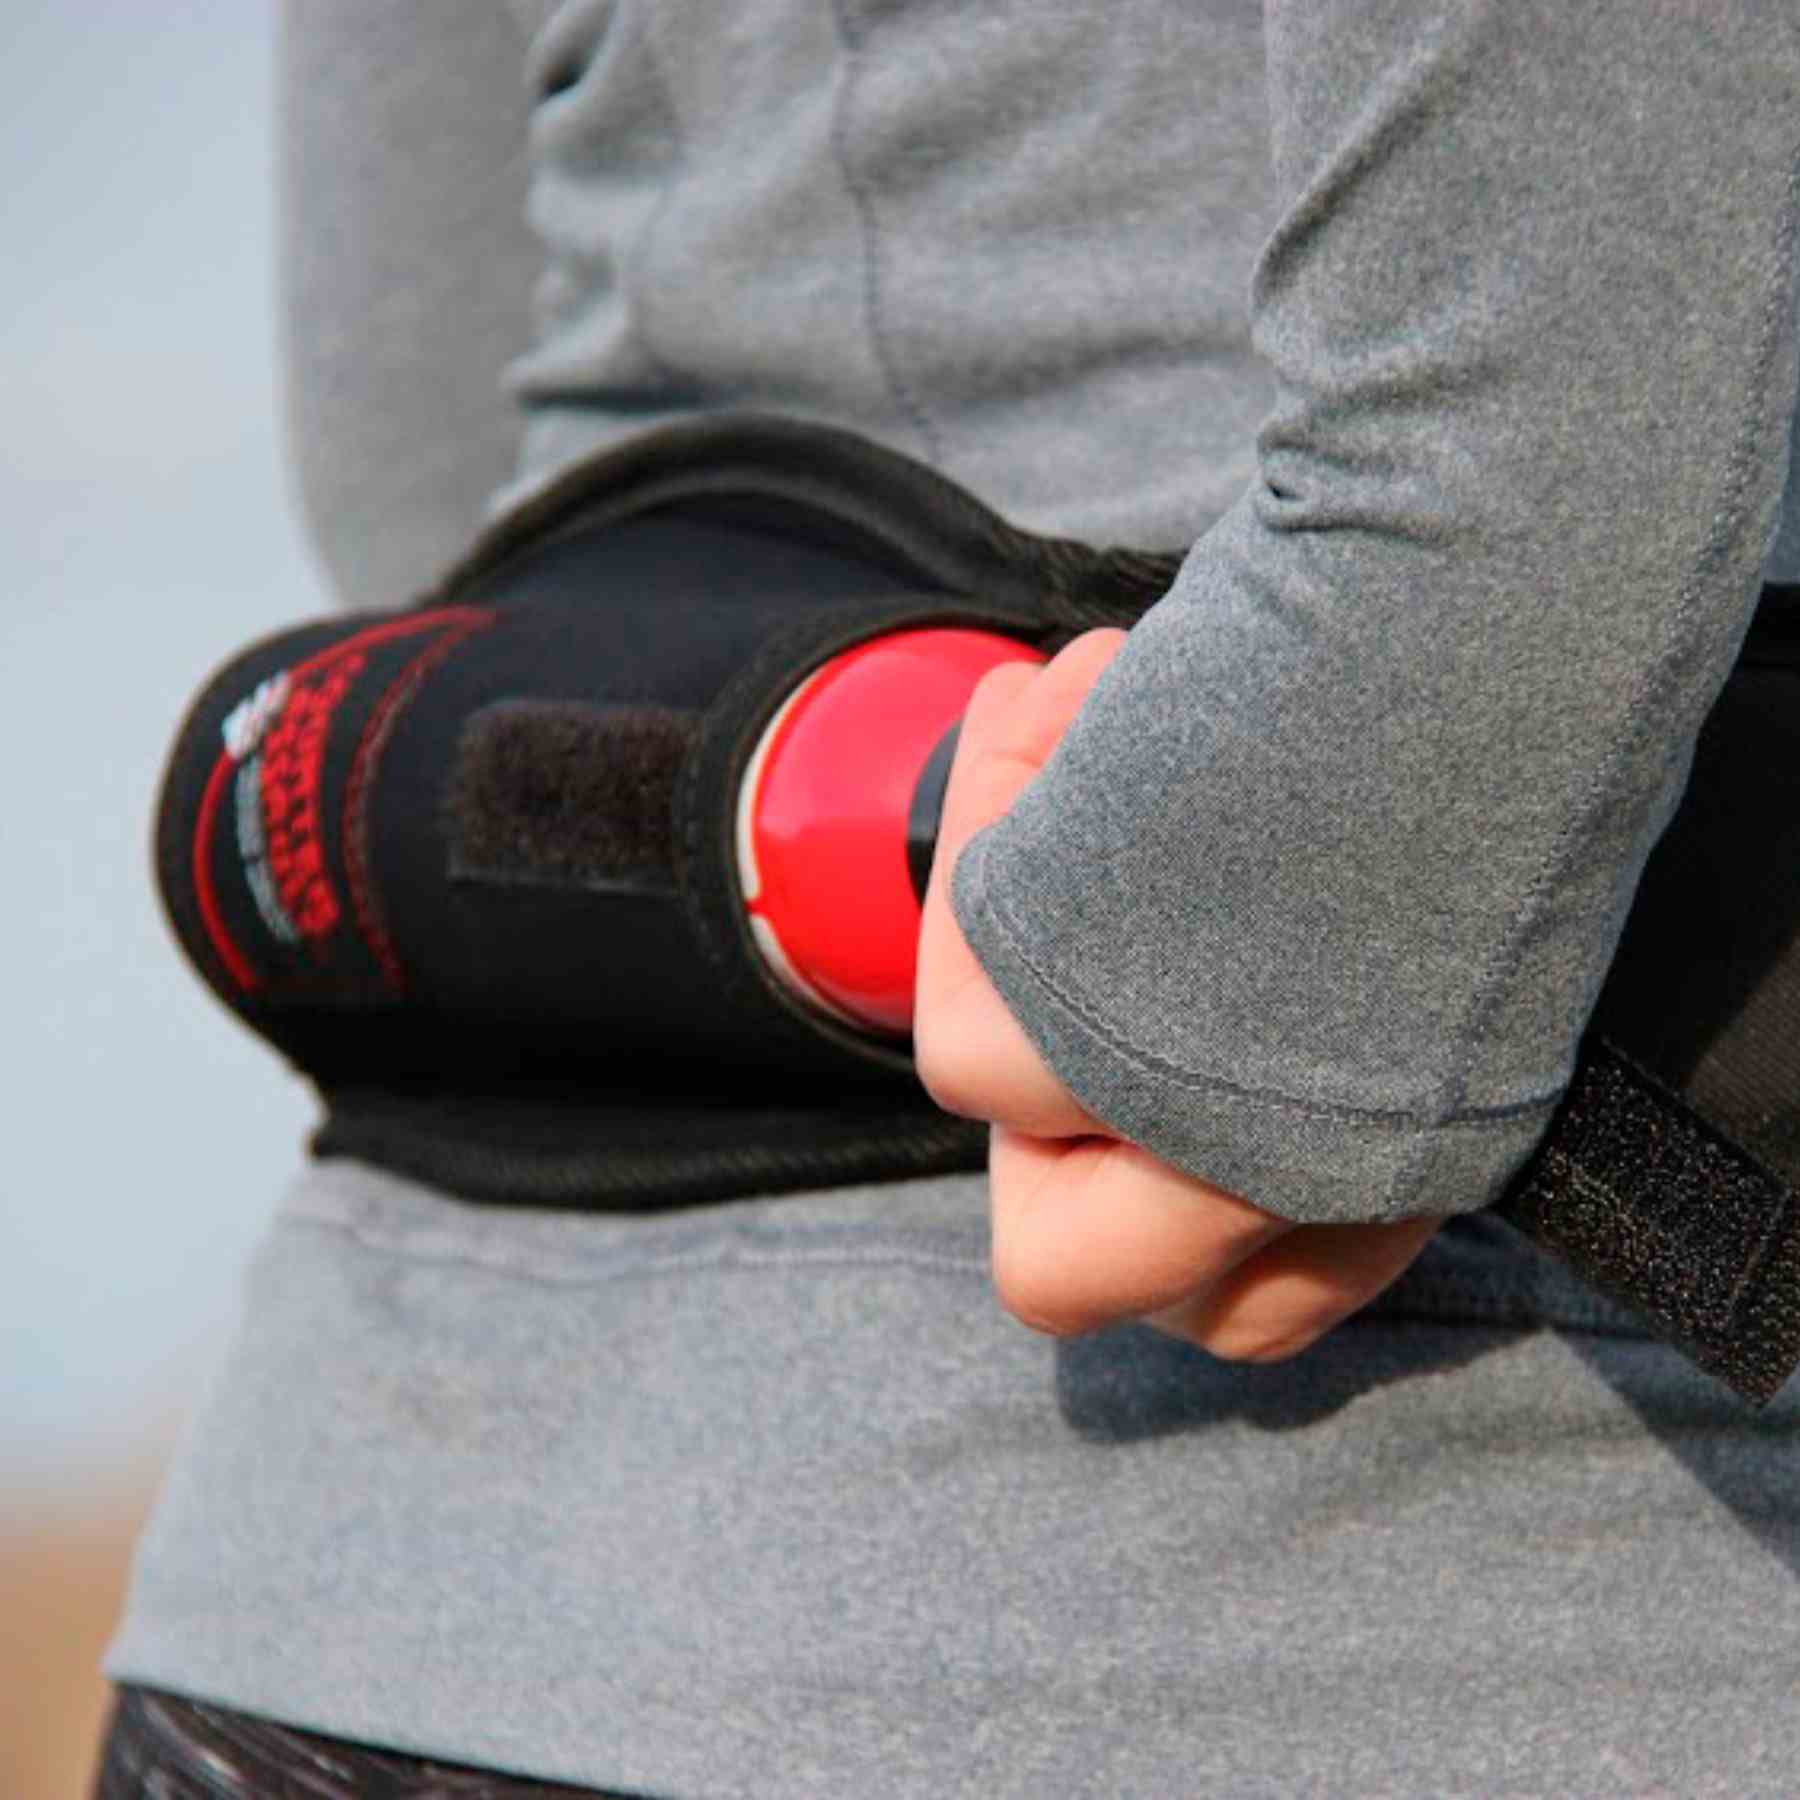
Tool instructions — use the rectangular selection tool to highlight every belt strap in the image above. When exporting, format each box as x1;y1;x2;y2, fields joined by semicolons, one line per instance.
1499;1038;1800;1405
1503;602;1800;1402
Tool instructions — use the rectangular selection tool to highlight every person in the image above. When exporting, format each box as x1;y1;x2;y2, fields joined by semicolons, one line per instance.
100;2;1800;1794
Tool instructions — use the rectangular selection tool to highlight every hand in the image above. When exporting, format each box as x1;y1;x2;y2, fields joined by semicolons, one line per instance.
913;628;1440;1360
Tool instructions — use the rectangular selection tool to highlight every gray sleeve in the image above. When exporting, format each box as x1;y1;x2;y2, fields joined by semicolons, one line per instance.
949;0;1800;1225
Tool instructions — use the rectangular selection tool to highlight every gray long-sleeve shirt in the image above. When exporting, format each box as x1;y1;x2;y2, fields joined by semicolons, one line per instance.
109;4;1800;1793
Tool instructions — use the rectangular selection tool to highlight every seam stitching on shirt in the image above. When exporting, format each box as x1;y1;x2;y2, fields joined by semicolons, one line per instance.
827;0;947;467
619;6;696;393
284;1209;990;1291
963;831;1561;1132
1382;141;1800;1214
286;1204;1645;1336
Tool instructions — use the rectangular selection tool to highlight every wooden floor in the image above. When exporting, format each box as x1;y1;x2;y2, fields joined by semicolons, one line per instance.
0;1466;162;1800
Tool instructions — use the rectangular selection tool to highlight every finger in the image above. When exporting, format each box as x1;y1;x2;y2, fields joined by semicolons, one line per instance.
925;628;1130;941
961;627;1131;780
914;633;1127;1139
921;659;1041;927
1145;1216;1442;1363
911;667;1056;1124
987;1123;1291;1337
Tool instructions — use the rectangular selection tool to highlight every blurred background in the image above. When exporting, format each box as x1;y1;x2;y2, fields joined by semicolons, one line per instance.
2;3;319;1791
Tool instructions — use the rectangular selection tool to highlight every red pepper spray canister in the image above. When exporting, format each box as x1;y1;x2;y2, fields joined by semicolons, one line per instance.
736;628;1048;1037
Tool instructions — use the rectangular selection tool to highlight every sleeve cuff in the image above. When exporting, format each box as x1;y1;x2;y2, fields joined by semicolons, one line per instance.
949;822;1560;1226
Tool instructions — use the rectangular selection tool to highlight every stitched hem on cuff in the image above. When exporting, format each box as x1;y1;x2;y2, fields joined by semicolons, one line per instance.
950;829;1560;1226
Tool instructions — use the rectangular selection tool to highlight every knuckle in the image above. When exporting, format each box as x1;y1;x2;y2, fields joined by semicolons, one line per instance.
964;661;1034;725
913;1026;981;1120
972;660;1027;701
990;1237;1090;1339
1069;625;1128;659
1205;1320;1319;1365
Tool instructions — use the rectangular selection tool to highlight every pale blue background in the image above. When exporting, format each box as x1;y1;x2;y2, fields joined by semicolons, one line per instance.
2;0;318;1487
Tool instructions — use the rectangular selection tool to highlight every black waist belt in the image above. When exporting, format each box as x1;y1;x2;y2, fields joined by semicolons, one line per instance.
153;414;1800;1405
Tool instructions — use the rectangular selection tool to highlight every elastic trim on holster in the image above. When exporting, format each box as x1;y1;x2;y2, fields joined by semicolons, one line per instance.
419;411;1186;633
314;1084;989;1210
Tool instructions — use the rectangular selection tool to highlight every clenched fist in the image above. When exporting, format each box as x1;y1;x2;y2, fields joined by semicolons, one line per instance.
913;628;1439;1360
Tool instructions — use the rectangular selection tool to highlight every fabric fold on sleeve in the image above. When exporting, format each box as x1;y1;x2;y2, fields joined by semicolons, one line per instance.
949;0;1800;1225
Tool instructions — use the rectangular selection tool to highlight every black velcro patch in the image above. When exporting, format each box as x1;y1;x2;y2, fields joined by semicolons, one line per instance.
447;700;698;893
1499;1038;1800;1407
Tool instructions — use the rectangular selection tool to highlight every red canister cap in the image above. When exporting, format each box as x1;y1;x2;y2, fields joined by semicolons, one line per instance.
738;627;1046;1035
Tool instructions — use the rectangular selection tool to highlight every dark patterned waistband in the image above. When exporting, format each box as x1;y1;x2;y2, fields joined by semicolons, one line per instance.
94;1685;640;1799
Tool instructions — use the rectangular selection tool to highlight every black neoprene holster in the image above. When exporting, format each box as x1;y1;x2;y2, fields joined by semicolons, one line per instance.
153;415;1800;1404
154;419;1177;1205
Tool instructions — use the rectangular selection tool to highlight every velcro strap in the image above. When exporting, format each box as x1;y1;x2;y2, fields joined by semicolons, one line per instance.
1498;1038;1800;1406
